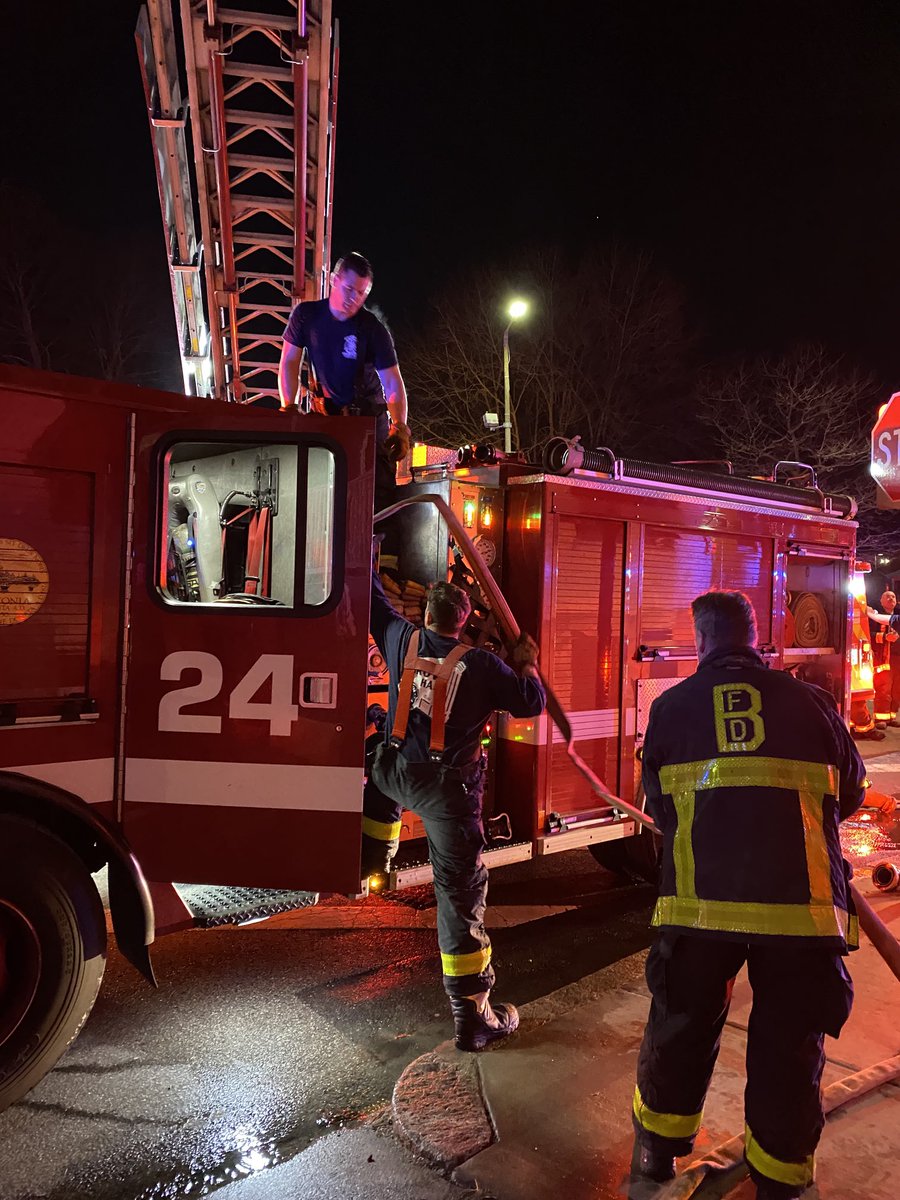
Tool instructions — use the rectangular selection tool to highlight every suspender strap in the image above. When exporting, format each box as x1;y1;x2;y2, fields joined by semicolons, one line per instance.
389;630;471;759
390;630;423;745
428;643;471;758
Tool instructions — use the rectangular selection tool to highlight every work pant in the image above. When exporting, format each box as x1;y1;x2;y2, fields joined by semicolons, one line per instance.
361;747;494;999
874;663;894;720
849;697;875;733
633;933;853;1196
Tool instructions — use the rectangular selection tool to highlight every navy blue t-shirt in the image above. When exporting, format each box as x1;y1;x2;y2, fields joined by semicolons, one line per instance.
370;573;546;768
283;299;397;413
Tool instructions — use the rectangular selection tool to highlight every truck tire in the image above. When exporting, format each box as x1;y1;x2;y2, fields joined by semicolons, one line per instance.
0;815;107;1112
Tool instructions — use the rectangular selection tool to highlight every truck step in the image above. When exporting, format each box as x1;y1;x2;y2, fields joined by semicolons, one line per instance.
173;884;319;928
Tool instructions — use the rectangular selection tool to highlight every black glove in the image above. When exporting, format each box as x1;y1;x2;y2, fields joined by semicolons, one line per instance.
383;422;411;462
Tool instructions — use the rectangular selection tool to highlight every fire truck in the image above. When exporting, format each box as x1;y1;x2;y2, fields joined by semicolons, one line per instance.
0;362;863;1108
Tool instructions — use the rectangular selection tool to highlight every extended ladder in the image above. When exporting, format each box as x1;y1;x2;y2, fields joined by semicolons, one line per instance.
136;1;336;403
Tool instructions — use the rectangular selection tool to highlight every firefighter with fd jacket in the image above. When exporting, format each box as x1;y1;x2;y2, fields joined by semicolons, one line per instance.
364;572;545;1051
632;591;865;1200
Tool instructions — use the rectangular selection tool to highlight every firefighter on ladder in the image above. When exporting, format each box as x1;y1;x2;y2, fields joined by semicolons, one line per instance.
632;590;865;1200
277;252;411;529
363;571;545;1051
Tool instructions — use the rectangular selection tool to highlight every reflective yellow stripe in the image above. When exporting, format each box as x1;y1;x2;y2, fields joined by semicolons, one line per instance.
632;1086;703;1140
362;816;402;842
652;895;852;940
440;946;492;977
745;1126;814;1187
847;912;859;949
798;786;831;909
658;756;841;936
672;788;696;899
659;757;836;795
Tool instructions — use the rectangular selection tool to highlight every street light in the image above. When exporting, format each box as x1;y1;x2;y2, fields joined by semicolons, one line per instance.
502;298;529;453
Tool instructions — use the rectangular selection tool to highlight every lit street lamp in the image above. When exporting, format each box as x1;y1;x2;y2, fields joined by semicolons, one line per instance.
502;298;529;453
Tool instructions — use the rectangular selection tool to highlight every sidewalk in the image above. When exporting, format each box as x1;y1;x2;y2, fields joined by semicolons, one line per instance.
393;869;900;1200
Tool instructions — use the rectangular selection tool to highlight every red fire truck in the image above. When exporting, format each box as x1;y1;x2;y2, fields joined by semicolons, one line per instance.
0;364;861;1109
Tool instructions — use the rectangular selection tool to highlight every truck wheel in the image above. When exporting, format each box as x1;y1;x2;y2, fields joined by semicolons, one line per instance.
0;815;107;1112
589;826;660;884
589;787;660;885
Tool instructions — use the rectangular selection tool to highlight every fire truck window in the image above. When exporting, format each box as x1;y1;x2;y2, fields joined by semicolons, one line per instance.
160;441;336;611
304;447;335;605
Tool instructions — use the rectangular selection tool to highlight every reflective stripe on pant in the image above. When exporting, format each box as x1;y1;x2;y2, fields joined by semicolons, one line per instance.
634;933;852;1186
362;762;494;998
360;793;402;876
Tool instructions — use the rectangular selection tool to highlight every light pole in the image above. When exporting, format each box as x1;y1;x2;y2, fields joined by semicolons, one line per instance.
502;298;528;453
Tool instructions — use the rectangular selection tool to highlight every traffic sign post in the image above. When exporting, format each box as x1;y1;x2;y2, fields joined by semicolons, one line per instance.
871;392;900;509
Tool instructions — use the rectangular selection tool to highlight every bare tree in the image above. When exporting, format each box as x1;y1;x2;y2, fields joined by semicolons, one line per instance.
89;279;156;383
0;185;62;370
403;243;694;459
697;343;897;555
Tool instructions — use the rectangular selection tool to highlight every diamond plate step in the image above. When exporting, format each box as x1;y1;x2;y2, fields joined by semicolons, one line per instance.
173;884;319;928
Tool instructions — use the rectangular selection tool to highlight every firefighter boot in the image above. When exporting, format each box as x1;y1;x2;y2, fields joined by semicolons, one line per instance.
450;993;519;1051
754;1182;804;1200
634;1143;676;1183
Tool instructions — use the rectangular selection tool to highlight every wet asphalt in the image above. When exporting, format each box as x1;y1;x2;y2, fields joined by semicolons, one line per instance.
0;851;655;1200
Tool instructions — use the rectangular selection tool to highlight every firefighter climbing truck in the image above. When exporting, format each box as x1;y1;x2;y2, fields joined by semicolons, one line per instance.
0;365;862;1108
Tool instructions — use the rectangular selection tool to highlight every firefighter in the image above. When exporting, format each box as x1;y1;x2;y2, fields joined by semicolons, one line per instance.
632;590;865;1199
364;571;545;1051
871;590;900;727
277;252;410;524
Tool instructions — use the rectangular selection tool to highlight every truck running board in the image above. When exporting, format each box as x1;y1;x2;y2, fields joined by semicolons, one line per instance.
173;884;319;927
390;841;533;890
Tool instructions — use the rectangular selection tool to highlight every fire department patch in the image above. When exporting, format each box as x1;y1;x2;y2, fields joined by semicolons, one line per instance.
0;538;49;625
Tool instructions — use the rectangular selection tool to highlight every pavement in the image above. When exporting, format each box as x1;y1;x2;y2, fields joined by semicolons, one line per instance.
387;745;900;1200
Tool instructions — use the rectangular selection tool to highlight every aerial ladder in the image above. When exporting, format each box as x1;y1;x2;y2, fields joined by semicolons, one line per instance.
135;1;337;404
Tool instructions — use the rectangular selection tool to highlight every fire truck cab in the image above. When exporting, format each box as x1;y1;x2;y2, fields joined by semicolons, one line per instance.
0;365;861;1108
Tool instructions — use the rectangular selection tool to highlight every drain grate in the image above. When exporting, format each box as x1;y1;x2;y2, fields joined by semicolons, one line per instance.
173;884;319;927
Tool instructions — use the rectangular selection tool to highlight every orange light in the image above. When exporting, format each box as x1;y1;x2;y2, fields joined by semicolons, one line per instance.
479;499;493;528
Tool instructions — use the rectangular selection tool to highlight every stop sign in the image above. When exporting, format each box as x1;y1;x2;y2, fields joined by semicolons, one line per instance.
871;391;900;506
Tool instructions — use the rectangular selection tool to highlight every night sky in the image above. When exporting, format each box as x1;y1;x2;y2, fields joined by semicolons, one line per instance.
5;1;900;385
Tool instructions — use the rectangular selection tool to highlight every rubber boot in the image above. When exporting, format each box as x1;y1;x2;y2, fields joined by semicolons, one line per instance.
635;1143;676;1183
450;995;519;1051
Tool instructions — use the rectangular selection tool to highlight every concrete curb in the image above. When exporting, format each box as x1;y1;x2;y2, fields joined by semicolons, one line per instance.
392;1043;495;1171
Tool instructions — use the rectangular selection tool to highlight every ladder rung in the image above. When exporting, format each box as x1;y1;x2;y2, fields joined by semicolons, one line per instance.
231;193;293;213
225;108;296;130
237;270;294;282
236;303;292;313
223;61;293;82
232;231;295;248
230;153;294;172
218;8;297;32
